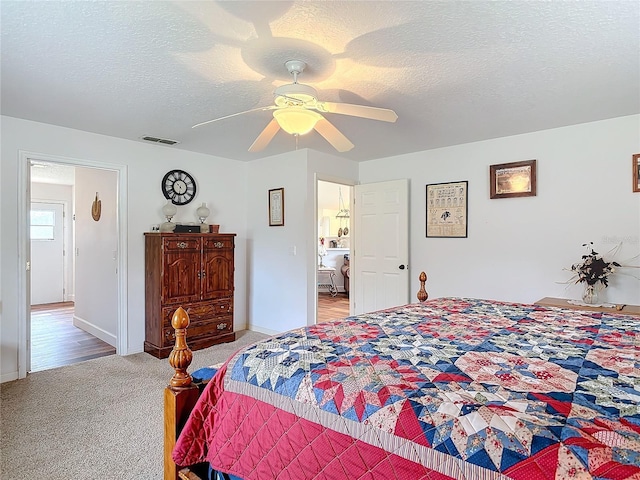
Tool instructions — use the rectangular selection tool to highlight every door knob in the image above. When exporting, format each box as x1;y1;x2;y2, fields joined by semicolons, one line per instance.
399;265;405;270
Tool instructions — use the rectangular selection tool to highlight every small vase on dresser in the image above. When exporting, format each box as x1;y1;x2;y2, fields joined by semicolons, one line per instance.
581;284;599;305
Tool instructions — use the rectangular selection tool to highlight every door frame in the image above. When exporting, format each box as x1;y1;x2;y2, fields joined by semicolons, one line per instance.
17;150;128;378
313;174;355;324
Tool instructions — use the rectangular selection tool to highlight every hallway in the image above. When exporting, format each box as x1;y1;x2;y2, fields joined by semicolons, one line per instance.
30;302;115;372
317;293;350;323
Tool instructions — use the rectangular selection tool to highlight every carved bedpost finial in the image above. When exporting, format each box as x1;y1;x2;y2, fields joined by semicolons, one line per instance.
168;307;193;389
417;271;429;302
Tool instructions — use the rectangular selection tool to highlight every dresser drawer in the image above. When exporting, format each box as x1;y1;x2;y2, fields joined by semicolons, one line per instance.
203;237;234;250
162;299;233;326
163;237;200;252
162;316;233;347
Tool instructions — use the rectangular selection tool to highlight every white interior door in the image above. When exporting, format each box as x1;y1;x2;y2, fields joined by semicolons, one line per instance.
30;202;65;305
353;179;409;314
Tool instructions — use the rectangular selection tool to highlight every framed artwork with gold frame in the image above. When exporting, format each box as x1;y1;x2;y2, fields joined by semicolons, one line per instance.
490;159;537;199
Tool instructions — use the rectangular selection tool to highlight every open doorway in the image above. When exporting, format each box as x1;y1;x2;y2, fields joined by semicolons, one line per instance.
29;191;115;371
29;161;118;372
18;154;125;378
316;180;351;323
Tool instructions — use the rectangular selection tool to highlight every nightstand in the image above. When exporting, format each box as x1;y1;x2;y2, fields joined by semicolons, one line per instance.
535;297;640;316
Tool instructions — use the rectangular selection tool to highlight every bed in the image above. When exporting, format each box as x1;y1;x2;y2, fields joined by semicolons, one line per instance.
164;273;640;480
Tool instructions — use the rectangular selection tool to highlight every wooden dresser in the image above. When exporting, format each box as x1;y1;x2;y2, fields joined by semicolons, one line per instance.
144;232;236;358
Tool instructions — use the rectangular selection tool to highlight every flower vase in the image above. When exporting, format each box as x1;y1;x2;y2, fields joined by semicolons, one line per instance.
582;285;599;305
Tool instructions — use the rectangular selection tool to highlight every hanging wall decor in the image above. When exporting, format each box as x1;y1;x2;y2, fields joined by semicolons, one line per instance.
162;169;197;205
91;192;101;221
633;153;640;193
335;186;350;236
426;181;468;238
489;159;537;199
269;188;284;226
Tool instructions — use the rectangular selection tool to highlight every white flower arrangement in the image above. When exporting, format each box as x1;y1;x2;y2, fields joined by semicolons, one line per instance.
564;242;639;290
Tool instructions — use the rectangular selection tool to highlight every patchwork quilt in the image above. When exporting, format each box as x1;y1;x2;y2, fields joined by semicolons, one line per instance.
173;298;640;479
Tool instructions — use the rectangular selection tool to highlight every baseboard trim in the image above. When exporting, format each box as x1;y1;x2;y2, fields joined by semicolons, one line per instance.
248;325;280;336
72;315;117;347
1;372;19;383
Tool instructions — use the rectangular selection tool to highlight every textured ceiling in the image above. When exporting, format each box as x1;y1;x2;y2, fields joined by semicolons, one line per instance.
30;162;75;186
2;1;638;162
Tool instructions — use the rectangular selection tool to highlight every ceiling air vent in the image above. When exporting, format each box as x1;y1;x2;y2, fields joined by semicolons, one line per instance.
140;135;180;146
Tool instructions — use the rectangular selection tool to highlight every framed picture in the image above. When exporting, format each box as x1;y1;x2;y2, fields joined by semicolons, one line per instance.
633;154;640;193
490;159;537;199
268;188;284;226
426;181;468;238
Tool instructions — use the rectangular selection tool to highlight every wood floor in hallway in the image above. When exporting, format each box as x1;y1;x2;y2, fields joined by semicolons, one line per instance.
317;293;350;323
30;302;116;372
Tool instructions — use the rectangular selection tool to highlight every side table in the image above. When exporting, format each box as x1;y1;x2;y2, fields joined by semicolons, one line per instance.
534;297;640;316
318;267;338;297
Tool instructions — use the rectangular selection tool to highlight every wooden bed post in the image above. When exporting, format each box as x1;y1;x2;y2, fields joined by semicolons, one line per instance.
164;307;200;480
417;271;429;302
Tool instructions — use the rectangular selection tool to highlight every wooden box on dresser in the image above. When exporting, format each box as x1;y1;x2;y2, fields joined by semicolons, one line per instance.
144;232;236;359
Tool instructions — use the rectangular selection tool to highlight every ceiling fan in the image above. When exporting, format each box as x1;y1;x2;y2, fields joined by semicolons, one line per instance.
192;60;398;153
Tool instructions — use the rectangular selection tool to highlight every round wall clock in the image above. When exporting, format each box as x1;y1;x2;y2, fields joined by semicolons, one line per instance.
162;169;197;205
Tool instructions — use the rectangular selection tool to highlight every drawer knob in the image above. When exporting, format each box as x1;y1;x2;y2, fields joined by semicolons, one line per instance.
177;242;188;249
217;323;227;330
213;242;224;248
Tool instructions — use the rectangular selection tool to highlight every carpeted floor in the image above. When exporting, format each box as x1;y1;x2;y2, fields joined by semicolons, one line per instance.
0;330;268;480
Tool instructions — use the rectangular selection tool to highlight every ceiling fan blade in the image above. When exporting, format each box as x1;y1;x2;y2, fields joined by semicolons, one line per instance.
192;105;277;129
313;118;354;152
248;119;280;152
318;102;398;123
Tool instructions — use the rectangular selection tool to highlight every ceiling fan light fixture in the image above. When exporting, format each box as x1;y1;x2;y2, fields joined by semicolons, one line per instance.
274;83;318;107
193;59;395;153
273;108;322;135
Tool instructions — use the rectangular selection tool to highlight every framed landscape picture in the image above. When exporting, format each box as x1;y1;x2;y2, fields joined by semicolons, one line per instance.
426;181;468;238
633;154;640;193
490;159;537;199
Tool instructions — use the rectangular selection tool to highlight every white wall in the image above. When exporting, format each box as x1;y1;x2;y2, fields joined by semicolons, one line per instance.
246;148;359;335
359;115;640;305
1;116;248;382
246;150;309;334
74;167;118;345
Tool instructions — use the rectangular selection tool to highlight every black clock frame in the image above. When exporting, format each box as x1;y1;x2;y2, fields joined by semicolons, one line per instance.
162;169;197;205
